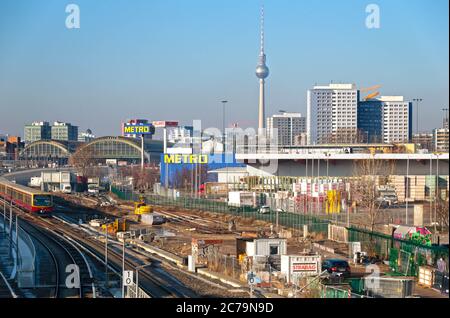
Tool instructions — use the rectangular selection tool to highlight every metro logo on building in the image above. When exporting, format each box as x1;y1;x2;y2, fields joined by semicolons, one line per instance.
164;154;208;164
123;123;155;135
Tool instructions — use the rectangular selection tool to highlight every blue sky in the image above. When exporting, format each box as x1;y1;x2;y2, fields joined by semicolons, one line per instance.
0;0;448;136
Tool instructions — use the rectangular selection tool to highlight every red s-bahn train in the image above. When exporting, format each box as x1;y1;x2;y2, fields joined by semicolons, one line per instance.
0;177;53;216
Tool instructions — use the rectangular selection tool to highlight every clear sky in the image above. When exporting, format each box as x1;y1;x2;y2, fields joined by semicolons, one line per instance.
0;0;448;137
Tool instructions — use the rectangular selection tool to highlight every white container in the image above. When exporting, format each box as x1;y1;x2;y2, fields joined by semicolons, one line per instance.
141;214;166;225
246;239;287;257
228;191;254;207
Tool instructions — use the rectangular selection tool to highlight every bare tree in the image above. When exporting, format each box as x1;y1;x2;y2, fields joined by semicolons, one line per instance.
352;158;395;234
131;164;160;192
69;145;98;177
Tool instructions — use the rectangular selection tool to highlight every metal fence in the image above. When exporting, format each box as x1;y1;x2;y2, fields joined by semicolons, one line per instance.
111;186;331;236
111;186;448;278
348;226;449;276
320;284;369;298
125;283;151;298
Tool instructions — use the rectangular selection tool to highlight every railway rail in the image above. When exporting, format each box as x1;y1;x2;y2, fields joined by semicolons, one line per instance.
41;214;197;298
2;197;196;298
0;198;96;298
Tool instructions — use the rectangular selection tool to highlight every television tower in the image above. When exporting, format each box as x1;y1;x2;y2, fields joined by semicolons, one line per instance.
255;4;269;131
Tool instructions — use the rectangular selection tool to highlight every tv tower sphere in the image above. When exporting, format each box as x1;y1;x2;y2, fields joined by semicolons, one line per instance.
256;62;269;79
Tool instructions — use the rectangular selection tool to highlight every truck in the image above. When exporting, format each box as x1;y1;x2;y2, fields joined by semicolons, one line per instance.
87;177;100;195
228;191;256;208
87;183;99;195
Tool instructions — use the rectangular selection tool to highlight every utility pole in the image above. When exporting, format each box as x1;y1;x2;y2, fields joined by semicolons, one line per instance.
104;225;110;289
435;154;439;232
405;156;410;225
135;263;152;298
122;238;125;298
9;199;12;244
222;100;229;200
15;215;19;258
140;135;144;171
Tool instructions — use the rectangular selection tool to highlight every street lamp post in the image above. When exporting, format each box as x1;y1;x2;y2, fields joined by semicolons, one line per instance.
435;154;440;232
221;100;228;197
122;238;125;298
405;155;410;225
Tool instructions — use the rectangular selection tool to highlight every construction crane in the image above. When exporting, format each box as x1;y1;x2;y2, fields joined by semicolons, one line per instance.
360;85;381;92
359;85;382;101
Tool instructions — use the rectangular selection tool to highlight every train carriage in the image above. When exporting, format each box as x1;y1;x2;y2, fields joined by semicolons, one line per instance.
0;178;53;216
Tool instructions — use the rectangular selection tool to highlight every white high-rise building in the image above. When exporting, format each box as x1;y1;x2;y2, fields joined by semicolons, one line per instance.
168;126;193;145
267;113;306;147
379;96;412;144
433;128;449;152
307;83;358;144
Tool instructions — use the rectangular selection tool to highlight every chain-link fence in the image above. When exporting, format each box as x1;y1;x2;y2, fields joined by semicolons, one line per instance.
111;186;330;236
320;284;370;298
349;226;449;277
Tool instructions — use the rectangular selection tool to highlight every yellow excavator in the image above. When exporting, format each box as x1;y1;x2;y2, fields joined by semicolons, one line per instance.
101;219;128;235
134;195;153;215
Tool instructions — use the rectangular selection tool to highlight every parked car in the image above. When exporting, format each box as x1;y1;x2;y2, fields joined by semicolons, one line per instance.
276;208;286;213
258;206;271;214
322;259;351;277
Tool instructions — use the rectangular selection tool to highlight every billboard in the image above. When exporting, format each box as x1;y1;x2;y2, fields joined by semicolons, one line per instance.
152;121;179;128
123;123;155;135
164;154;208;164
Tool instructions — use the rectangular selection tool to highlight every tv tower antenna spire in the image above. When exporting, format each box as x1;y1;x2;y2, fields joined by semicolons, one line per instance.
256;2;269;131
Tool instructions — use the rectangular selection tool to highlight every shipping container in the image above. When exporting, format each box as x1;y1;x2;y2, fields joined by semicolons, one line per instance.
228;191;255;207
246;238;287;257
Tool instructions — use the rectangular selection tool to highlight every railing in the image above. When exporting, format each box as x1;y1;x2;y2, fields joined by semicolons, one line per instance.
125;283;151;298
0;200;36;288
0;271;18;298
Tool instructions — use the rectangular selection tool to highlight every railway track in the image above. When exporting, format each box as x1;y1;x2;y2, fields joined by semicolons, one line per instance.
10;203;196;298
41;215;197;298
158;209;238;235
0;199;96;298
19;220;94;298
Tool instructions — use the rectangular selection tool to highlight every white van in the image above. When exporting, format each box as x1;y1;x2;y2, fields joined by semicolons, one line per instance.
258;206;271;214
61;183;72;194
